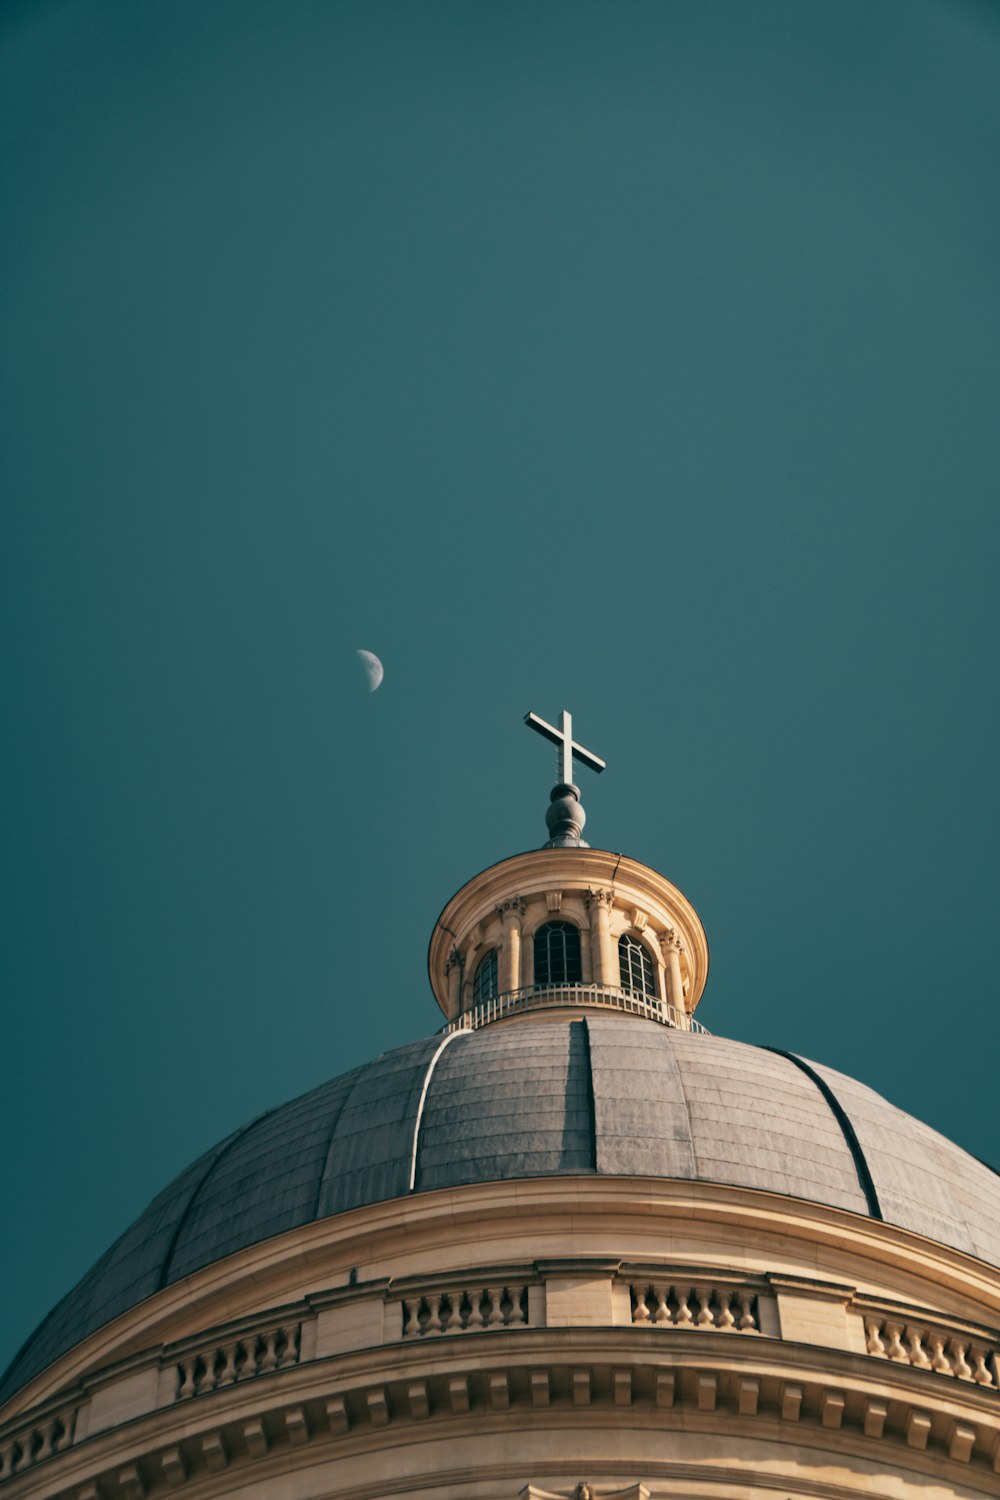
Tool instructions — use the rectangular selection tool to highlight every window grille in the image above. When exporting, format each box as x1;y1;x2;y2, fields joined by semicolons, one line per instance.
534;921;582;985
618;933;656;997
472;949;498;1005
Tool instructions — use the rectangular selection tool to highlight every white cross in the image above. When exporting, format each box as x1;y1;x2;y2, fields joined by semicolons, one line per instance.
524;709;606;786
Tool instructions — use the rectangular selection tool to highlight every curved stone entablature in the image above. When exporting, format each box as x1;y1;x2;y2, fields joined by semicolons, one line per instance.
427;847;710;1021
2;1179;1000;1495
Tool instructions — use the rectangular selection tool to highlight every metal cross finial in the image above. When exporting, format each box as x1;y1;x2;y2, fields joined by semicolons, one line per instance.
524;709;606;786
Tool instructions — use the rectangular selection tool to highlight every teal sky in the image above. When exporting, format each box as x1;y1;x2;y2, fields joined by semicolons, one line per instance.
2;0;999;1370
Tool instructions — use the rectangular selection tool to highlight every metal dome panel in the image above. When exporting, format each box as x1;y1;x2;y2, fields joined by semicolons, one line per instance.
807;1057;1000;1267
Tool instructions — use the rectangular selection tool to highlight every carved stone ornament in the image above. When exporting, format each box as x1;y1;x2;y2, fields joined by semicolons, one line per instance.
545;889;563;913
661;925;684;952
584;887;614;910
520;1486;649;1500
631;909;648;932
497;897;526;921
445;948;462;973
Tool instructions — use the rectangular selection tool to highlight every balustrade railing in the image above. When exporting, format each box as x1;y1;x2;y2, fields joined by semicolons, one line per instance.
446;983;709;1034
402;1284;529;1337
0;1403;76;1481
630;1282;760;1332
9;1276;1000;1489
864;1315;999;1388
175;1321;302;1400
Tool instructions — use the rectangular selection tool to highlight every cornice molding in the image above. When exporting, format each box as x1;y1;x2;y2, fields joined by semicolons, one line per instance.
2;1333;998;1498
4;1177;998;1427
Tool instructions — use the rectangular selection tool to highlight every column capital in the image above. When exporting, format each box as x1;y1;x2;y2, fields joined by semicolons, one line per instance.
585;887;614;911
445;948;463;972
660;926;684;952
497;896;526;924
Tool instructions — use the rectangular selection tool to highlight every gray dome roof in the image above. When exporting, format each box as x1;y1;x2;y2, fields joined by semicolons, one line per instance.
4;1017;999;1401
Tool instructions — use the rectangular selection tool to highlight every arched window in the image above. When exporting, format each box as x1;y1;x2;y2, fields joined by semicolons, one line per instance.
619;933;656;997
534;921;582;985
472;949;498;1005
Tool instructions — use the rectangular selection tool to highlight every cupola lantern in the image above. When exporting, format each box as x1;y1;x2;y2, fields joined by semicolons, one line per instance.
427;709;709;1030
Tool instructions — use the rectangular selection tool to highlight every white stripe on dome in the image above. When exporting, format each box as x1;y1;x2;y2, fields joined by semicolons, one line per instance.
408;1029;469;1192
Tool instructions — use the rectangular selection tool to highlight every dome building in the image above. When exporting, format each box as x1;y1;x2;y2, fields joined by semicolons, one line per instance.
2;710;999;1498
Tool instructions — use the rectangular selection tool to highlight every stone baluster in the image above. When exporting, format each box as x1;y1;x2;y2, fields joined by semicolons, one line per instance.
905;1327;931;1369
632;1286;651;1324
442;1296;459;1333
177;1361;195;1400
884;1322;907;1361
403;1300;421;1338
737;1293;757;1332
653;1284;670;1324
486;1287;505;1327
970;1346;993;1386
219;1341;238;1385
695;1288;714;1327
928;1334;950;1373
0;1444;12;1480
466;1290;484;1330
198;1350;218;1392
425;1294;444;1334
260;1330;279;1373
674;1287;694;1326
949;1339;973;1380
508;1285;526;1325
865;1319;886;1356
716;1294;736;1331
35;1420;57;1462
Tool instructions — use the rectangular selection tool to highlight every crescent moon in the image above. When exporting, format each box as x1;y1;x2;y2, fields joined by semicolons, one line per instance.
356;649;384;692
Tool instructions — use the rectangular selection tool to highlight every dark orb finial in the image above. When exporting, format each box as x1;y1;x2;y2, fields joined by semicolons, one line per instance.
544;782;588;848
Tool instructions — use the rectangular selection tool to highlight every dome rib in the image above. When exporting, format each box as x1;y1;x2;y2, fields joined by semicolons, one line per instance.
804;1057;1000;1265
315;1036;444;1217
408;1030;471;1191
762;1049;883;1220
157;1109;274;1291
413;1019;596;1192
308;1077;356;1223
580;1017;598;1173
587;1014;695;1178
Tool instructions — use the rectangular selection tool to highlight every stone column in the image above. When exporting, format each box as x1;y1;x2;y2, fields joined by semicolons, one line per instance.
662;928;686;1021
446;950;463;1020
520;932;535;989
497;899;525;995
586;889;615;987
645;931;668;1009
